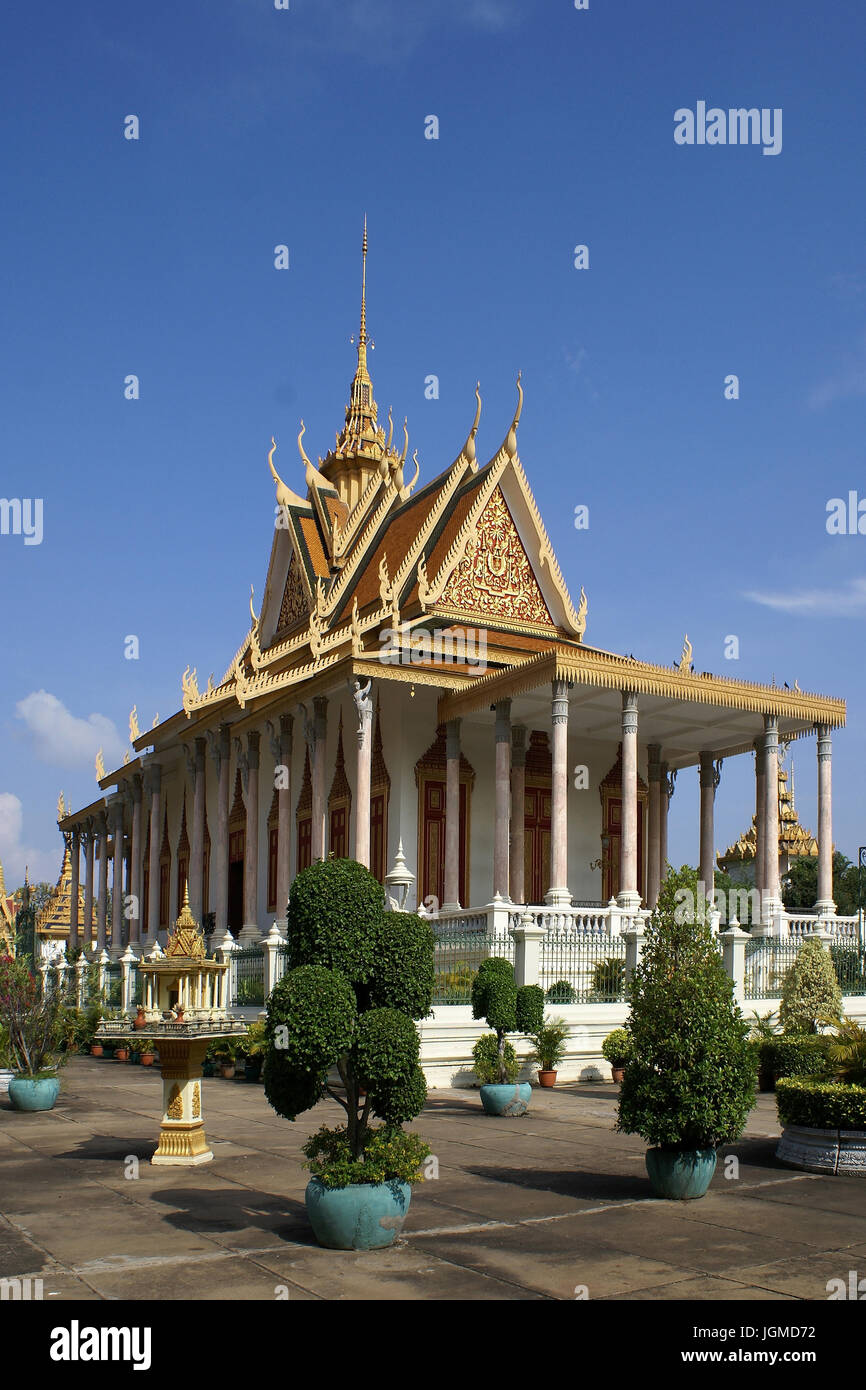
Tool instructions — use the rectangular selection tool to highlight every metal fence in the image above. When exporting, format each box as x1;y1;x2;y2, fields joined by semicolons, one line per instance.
538;932;627;1004
830;943;866;996
104;962;122;1008
230;945;265;1007
431;930;514;1006
744;938;802;1000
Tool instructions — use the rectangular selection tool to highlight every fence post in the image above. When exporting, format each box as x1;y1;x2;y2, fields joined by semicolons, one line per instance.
75;956;88;1009
120;944;136;1013
262;921;285;999
810;925;834;953
509;908;545;988
622;919;645;990
485;893;512;937
217;937;240;1010
96;948;109;1001
720;920;749;1007
55;956;69;1001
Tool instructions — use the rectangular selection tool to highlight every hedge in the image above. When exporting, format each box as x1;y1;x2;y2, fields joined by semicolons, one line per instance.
776;1078;866;1130
758;1035;832;1080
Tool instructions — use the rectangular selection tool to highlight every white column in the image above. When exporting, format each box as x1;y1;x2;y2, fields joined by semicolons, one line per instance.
83;825;95;948
815;724;835;917
443;719;462;912
659;761;674;892
545;679;571;907
618;691;641;911
754;738;766;898
211;725;231;934
111;796;125;955
510;725;527;904
646;744;662;909
493;699;511;899
762;716;781;917
267;713;293;926
351;681;374;869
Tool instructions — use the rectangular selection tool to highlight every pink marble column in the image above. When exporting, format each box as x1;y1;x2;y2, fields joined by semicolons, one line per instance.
618;691;640;910
311;698;328;862
83;825;95;945
351;680;374;869
189;737;206;923
509;725;527;904
443;719;461;912
762;716;780;904
493;700;511;898
659;761;674;891
754;739;766;897
699;751;719;897
111;796;125;950
243;731;260;932
646;744;662;909
211;726;231;934
68;829;80;952
545;679;571;906
144;766;160;943
277;714;293;920
815;725;835;914
96;812;109;951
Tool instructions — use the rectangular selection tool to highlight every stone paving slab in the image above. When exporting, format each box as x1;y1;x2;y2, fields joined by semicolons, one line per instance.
1;1059;863;1302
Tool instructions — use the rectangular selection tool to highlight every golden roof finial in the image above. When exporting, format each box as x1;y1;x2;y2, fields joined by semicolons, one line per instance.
166;879;206;958
359;213;368;360
95;748;105;781
129;704;140;742
57;790;65;821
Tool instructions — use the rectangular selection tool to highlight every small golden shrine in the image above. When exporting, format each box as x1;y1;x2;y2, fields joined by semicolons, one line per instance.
97;886;246;1167
718;762;820;882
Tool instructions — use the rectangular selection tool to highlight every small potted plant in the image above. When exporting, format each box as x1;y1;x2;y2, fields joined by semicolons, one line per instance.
242;1021;267;1082
528;1016;570;1087
201;1045;217;1078
470;957;544;1115
0;1024;14;1094
139;1041;156;1066
214;1041;238;1078
602;1027;631;1084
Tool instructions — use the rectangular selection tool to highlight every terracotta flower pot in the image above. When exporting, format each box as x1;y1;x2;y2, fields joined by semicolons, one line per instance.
537;1069;557;1088
90;1043;103;1058
115;1047;130;1063
140;1053;155;1067
611;1065;626;1084
219;1063;235;1079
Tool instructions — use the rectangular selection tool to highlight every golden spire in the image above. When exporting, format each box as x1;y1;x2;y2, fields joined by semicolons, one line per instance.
342;216;378;447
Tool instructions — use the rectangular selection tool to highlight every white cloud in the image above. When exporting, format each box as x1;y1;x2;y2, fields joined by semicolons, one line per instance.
0;792;59;889
15;691;125;770
743;576;866;617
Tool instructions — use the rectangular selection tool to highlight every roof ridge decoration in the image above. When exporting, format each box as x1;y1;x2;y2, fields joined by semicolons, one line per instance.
507;451;586;638
268;436;309;511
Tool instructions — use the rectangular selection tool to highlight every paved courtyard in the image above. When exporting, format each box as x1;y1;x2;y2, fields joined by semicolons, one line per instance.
2;1058;865;1302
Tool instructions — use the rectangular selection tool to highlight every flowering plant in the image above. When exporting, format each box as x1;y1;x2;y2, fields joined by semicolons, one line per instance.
0;955;67;1078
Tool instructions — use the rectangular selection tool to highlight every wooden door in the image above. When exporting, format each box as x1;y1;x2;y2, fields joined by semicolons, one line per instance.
603;796;645;902
420;779;467;908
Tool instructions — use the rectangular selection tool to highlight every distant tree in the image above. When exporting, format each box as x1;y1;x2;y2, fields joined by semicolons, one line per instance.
782;852;858;916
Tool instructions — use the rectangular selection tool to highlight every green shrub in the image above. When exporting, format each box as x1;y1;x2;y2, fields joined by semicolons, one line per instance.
471;958;544;1085
472;1032;518;1085
264;859;433;1180
602;1028;631;1065
590;957;625;1001
821;1014;866;1086
780;938;842;1034
748;1010;779;1041
616;882;756;1151
303;1124;431;1189
546;979;576;1004
776;1078;866;1131
758;1035;832;1081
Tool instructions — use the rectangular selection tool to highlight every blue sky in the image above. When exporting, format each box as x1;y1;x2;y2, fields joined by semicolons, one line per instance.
1;0;864;886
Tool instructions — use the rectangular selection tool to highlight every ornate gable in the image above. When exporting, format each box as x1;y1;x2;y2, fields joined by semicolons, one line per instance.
277;551;309;634
439;487;553;628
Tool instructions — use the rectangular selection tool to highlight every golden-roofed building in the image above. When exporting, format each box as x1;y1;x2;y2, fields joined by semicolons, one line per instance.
718;761;820;887
0;860;16;955
34;842;91;960
56;226;847;961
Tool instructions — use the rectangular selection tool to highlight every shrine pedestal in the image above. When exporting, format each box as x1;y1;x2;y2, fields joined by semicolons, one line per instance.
152;1037;213;1167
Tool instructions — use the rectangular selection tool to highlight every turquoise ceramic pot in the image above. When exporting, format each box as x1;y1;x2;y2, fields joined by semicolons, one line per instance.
305;1177;412;1250
645;1146;717;1199
480;1082;532;1116
8;1076;60;1112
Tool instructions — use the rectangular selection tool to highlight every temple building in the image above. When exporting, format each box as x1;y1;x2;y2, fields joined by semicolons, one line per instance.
0;861;16;955
34;831;91;961
56;230;847;957
718;759;820;887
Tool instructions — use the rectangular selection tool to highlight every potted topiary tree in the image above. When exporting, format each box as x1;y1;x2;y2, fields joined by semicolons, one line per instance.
470;958;544;1114
264;858;434;1250
780;937;842;1035
528;1015;570;1087
616;883;756;1199
0;954;67;1111
602;1027;631;1084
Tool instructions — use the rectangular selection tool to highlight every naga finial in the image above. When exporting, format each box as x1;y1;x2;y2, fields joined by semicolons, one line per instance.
129;704;140;743
679;635;693;674
505;372;524;459
95;748;105;781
